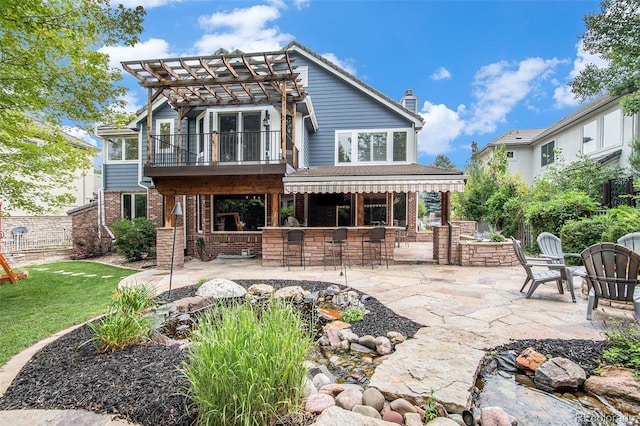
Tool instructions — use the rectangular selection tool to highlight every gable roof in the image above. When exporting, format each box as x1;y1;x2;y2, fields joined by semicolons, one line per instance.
477;128;545;157
285;41;424;129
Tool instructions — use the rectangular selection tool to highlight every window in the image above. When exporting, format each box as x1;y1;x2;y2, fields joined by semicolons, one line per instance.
122;193;147;219
338;133;352;163
541;141;555;167
336;129;409;164
506;151;515;159
393;132;407;162
156;119;173;151
582;120;597;154
602;109;621;148
107;137;138;162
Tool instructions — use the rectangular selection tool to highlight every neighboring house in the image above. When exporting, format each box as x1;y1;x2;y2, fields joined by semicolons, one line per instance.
1;124;98;243
97;41;465;264
477;94;640;186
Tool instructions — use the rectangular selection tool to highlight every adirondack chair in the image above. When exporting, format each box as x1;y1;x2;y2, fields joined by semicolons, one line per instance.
537;232;582;265
617;232;640;253
512;238;576;302
580;242;640;320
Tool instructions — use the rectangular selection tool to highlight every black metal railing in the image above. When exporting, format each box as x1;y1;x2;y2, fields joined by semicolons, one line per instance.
148;130;282;167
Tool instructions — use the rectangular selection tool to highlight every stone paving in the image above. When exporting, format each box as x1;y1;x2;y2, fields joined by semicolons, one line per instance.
0;254;619;425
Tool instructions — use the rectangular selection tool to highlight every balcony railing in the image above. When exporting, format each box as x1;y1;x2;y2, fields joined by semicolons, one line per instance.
149;130;285;167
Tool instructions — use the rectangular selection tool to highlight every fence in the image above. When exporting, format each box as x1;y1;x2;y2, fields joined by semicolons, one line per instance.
1;230;72;253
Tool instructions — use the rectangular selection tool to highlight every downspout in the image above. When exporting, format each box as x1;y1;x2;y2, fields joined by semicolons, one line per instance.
447;221;453;265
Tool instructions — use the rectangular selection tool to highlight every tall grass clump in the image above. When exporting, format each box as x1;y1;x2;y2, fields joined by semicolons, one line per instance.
602;319;640;377
89;283;157;353
183;299;314;426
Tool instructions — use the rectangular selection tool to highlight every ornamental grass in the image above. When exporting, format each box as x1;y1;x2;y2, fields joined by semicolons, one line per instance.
182;299;314;426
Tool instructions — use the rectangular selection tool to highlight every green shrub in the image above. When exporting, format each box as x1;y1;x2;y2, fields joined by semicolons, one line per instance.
602;319;640;377
88;283;157;353
489;233;506;242
559;216;609;255
525;191;599;236
112;217;156;261
341;305;365;323
601;206;640;243
183;300;313;426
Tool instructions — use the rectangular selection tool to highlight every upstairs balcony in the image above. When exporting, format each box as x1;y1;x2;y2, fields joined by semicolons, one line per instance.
144;130;299;179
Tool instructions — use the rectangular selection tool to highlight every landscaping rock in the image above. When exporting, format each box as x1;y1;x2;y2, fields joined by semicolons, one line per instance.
516;347;547;375
312;406;394;425
362;387;385;412
381;410;404;424
480;406;512;426
352;404;382;419
375;336;393;355
335;388;363;410
195;278;246;298
584;367;640;409
305;393;335;414
534;357;585;392
389;397;417;415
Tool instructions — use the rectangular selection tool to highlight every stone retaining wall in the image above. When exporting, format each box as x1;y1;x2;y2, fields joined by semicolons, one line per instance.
459;240;518;267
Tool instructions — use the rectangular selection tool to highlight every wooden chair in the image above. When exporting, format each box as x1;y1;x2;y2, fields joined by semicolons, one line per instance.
580;242;640;320
323;227;350;270
362;227;388;269
512;238;575;302
617;232;640;253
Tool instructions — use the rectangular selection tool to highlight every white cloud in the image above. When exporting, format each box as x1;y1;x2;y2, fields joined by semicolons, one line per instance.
292;0;311;10
194;4;293;53
553;40;610;108
112;0;182;8
99;38;175;69
465;57;562;134
321;53;357;76
418;101;465;155
430;67;451;81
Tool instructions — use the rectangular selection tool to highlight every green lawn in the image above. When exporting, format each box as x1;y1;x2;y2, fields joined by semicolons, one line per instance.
0;261;137;366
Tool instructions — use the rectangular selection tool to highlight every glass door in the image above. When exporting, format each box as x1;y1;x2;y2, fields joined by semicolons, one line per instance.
242;112;261;161
218;114;238;162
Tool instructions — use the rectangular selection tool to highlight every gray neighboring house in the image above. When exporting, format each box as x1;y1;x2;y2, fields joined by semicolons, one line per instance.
96;41;466;261
477;94;639;186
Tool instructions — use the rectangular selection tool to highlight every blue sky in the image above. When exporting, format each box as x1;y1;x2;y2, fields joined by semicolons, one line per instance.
93;0;606;169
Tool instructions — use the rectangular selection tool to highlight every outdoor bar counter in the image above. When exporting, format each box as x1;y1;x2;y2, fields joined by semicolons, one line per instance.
261;226;397;267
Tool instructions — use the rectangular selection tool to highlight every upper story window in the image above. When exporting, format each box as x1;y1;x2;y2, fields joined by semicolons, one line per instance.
602;109;621;148
582;120;597;154
336;129;410;164
156;119;174;152
541;141;555;167
107;137;138;162
506;151;515;160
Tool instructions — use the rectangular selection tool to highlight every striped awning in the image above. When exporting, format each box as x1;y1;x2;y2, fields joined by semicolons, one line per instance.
283;179;465;194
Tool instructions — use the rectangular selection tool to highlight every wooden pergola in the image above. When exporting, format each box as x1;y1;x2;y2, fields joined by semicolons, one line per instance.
121;49;308;225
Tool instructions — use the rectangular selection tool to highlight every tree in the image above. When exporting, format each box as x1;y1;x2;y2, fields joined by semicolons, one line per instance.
570;0;640;114
432;155;457;170
0;0;144;214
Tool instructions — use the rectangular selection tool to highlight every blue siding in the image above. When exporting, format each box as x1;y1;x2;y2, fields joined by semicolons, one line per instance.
293;53;413;166
104;164;141;190
138;102;184;162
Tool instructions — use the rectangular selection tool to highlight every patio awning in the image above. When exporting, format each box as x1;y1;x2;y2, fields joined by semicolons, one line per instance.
283;165;466;194
283;179;465;194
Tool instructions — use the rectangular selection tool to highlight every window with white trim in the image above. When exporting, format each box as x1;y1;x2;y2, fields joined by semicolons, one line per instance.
582;120;597;154
602;109;621;148
107;137;138;162
156;119;174;152
122;193;147;219
541;141;555;167
336;129;410;164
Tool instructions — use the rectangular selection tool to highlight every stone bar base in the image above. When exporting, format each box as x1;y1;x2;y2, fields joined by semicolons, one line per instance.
261;227;396;267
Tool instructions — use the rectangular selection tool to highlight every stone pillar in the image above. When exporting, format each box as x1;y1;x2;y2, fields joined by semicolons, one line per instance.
433;224;460;265
407;192;418;241
156;226;184;270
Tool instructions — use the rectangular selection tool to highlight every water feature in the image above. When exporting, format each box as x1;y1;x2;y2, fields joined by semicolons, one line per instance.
473;373;639;425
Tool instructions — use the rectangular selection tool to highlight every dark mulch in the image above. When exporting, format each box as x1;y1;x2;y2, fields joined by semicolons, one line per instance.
0;278;608;426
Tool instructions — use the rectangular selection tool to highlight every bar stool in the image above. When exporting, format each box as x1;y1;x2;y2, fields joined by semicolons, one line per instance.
283;229;305;270
323;227;350;270
361;226;388;269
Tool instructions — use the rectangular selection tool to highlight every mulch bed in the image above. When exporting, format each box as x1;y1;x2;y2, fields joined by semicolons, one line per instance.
0;277;608;426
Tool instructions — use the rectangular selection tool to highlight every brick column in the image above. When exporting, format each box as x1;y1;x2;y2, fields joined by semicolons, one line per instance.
156;226;184;270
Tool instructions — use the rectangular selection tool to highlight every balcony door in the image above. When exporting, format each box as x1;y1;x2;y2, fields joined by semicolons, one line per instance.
218;112;261;162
